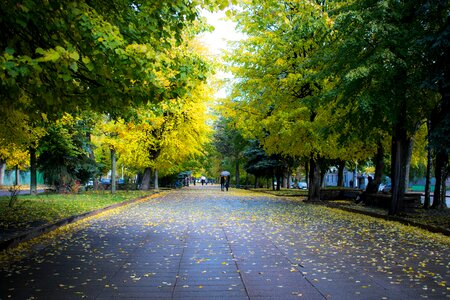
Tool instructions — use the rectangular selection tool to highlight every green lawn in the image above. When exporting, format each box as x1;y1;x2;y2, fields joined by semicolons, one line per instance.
0;190;155;231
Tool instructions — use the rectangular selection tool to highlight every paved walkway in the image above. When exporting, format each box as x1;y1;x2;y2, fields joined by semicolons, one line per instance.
1;186;449;299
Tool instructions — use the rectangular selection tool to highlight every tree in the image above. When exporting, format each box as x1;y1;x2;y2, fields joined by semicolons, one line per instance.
37;113;98;192
2;2;228;192
321;0;445;214
213;116;248;187
225;0;347;201
0;0;212;122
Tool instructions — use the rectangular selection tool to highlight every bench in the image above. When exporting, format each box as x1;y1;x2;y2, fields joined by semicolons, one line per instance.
365;192;421;209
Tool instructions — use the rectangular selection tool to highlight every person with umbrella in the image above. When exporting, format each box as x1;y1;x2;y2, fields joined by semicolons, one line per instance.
220;171;230;191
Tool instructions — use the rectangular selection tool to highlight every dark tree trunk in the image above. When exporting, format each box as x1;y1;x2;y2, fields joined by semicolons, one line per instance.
304;161;309;184
307;155;321;202
389;124;412;215
140;167;152;190
154;169;159;190
431;151;447;208
440;165;448;208
404;139;414;191
0;159;5;186
424;121;432;209
86;133;99;190
15;166;19;185
30;147;37;195
235;159;240;188
429;84;449;209
272;171;275;191
285;168;291;189
374;141;384;189
110;148;116;194
276;170;281;191
337;160;345;187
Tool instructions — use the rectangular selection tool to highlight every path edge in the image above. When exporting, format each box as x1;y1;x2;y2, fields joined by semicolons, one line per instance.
0;191;164;251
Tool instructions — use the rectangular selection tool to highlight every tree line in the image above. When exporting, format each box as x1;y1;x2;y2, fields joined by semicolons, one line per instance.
219;0;448;215
0;0;231;192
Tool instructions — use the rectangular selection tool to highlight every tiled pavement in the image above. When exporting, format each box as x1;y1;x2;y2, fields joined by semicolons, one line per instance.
1;186;449;299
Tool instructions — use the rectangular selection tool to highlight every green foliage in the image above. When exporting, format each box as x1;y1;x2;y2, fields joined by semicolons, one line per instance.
243;142;282;178
224;0;339;161
37;114;99;190
0;0;217;148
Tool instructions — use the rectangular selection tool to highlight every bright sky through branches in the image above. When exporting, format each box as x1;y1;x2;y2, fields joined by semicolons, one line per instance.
199;9;244;99
199;10;243;57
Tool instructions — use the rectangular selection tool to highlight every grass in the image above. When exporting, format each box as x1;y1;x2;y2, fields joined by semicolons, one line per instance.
248;187;450;233
0;190;155;231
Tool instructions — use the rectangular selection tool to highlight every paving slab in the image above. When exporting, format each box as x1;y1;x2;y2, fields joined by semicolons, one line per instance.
1;186;449;299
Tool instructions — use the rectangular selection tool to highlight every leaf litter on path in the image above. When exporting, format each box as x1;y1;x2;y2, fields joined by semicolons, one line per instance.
0;187;449;299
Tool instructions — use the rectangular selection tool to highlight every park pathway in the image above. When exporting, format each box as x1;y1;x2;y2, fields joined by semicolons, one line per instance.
1;186;449;299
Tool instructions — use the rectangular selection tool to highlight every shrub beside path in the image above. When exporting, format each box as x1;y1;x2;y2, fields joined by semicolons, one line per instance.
1;186;449;299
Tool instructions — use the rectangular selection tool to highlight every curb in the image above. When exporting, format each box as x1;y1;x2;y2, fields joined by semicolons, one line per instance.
0;192;161;251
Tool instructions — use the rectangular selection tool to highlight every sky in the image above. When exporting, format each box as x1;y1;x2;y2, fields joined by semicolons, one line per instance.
198;10;245;98
199;10;243;57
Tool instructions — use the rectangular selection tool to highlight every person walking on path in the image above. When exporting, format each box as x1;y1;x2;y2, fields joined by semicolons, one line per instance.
225;175;230;191
220;176;226;191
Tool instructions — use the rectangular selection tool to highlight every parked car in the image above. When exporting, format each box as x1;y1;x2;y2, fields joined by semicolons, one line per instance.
380;183;392;193
297;182;308;189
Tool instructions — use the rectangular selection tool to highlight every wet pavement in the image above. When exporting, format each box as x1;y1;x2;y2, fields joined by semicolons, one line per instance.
1;186;449;299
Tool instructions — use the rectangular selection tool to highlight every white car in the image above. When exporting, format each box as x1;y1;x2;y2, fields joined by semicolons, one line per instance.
297;182;308;189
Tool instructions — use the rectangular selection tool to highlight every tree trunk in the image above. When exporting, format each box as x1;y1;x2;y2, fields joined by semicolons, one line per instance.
235;157;241;188
424;121;432;209
424;148;432;209
30;147;37;195
307;155;321;202
304;161;309;183
15;166;20;185
235;159;240;188
154;169;159;190
431;151;448;208
337;160;345;187
389;125;412;215
110;148;116;194
272;171;275;191
285;168;290;189
440;165;448;208
140;167;151;190
374;141;384;189
86;133;99;190
0;159;5;186
430;84;449;208
276;171;281;191
404;138;414;192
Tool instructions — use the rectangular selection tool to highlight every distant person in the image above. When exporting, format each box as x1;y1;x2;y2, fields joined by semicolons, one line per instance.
355;176;377;204
225;175;230;191
220;176;225;191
